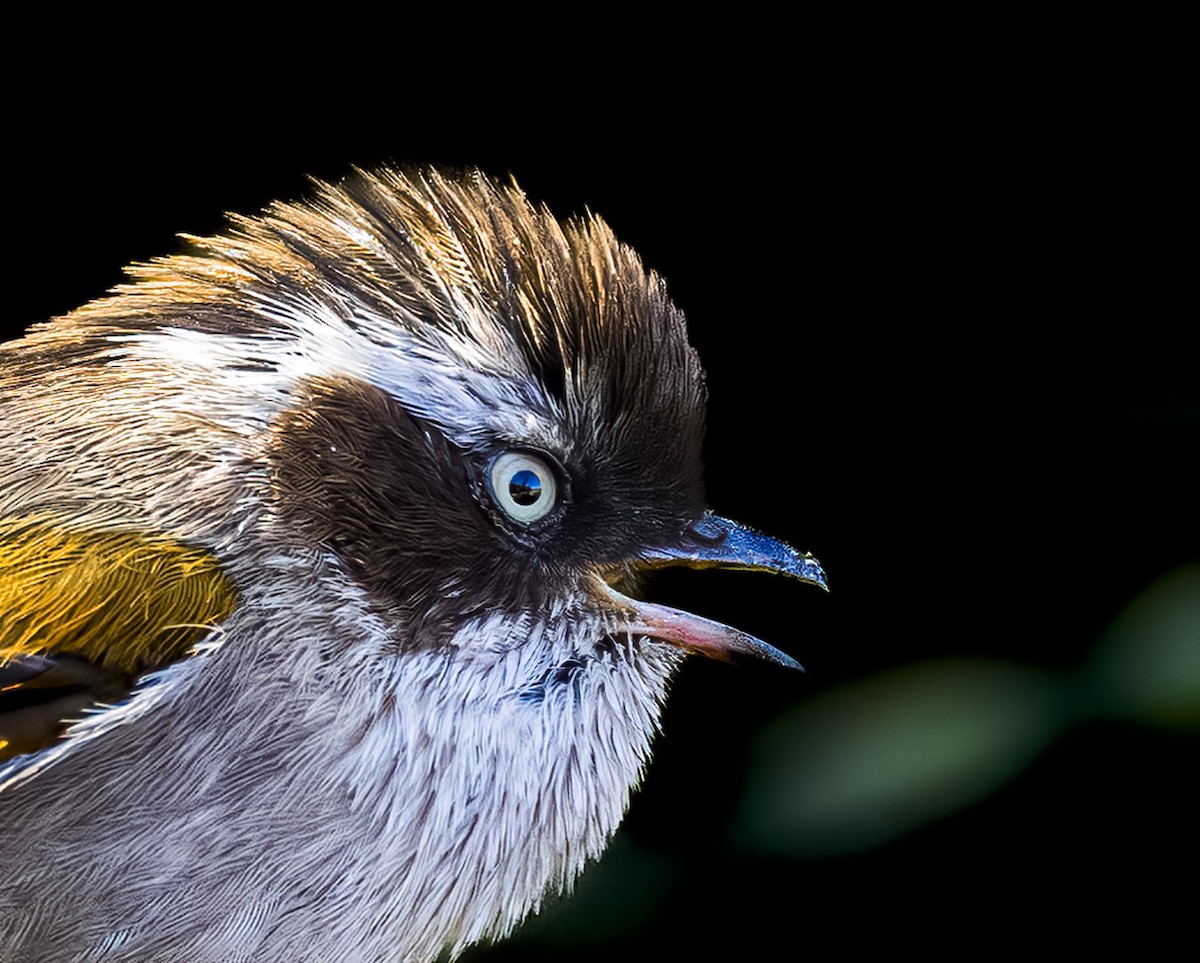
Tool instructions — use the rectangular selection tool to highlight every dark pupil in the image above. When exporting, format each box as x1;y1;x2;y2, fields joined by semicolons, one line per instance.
509;469;542;506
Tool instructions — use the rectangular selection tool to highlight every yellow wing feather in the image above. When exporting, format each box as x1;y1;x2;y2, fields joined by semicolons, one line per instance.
0;517;237;672
0;518;237;759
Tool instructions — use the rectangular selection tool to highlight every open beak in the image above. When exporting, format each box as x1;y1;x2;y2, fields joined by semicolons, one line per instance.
596;514;827;671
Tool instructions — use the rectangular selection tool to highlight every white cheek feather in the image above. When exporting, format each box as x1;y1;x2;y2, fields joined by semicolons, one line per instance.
209;561;681;961
321;612;683;961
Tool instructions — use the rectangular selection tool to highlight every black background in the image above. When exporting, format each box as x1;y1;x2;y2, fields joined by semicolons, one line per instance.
3;45;1193;957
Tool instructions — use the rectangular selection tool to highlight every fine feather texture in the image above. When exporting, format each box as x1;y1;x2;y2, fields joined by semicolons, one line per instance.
0;519;236;671
0;167;793;962
0;519;237;758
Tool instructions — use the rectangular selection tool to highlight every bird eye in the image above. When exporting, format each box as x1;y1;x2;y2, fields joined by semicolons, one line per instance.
488;451;559;525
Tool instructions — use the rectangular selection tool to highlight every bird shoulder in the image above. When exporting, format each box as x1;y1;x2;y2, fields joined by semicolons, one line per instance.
0;517;236;759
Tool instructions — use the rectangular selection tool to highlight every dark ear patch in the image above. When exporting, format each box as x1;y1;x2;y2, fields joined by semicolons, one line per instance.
268;377;500;640
267;375;710;646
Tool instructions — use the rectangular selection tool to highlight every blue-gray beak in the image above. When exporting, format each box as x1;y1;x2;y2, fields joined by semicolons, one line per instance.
596;514;826;671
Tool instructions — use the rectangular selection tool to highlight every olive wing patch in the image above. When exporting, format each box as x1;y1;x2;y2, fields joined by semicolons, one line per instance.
0;519;236;759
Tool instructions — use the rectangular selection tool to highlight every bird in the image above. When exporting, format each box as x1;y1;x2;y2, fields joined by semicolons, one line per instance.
0;166;826;962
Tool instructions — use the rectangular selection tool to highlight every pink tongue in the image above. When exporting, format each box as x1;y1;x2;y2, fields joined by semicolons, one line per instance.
597;581;803;671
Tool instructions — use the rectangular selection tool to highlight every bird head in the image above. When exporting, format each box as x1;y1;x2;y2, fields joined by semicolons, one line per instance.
247;169;825;666
0;166;825;960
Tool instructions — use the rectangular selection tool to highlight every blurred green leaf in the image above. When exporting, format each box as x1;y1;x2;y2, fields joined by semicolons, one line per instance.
736;659;1068;855
1082;563;1200;728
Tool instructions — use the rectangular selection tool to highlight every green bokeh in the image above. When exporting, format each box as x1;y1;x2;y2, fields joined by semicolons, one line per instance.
735;659;1068;855
735;563;1200;856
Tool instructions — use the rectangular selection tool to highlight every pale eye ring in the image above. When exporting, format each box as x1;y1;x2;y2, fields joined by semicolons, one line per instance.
487;451;559;525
